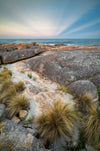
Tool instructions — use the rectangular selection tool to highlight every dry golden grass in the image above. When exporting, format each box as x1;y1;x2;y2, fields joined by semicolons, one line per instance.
57;84;67;93
0;80;13;93
0;67;12;82
0;68;29;119
75;93;94;115
0;85;16;104
36;99;78;143
85;106;100;145
0;79;25;104
7;94;29;117
14;81;25;92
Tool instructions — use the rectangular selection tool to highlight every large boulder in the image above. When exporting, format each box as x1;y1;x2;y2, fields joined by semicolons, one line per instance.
0;46;7;54
0;119;50;151
25;49;100;88
1;48;48;64
6;46;17;51
67;80;98;101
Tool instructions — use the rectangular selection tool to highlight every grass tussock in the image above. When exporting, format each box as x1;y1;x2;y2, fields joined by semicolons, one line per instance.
0;80;13;93
7;94;29;117
36;99;78;143
14;81;25;92
0;67;12;81
0;80;25;104
75;93;94;115
0;68;29;118
57;84;67;93
85;106;100;145
0;85;16;104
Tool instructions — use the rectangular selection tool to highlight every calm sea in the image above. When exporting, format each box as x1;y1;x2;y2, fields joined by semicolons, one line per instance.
0;39;100;46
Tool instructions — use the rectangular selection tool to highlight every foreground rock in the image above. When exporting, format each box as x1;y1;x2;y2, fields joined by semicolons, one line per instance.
1;48;48;64
25;48;100;88
0;104;6;120
0;120;50;151
0;46;7;55
67;80;98;101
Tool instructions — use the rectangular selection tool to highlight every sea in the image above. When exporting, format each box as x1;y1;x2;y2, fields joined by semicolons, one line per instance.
0;39;100;46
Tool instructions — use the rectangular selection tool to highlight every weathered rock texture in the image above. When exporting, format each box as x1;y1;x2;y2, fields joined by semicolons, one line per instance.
25;48;100;88
0;120;50;151
0;46;7;54
1;48;48;64
67;80;98;100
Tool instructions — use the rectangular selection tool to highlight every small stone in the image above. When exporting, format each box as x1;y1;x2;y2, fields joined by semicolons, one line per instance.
0;104;6;119
12;116;20;124
19;110;28;119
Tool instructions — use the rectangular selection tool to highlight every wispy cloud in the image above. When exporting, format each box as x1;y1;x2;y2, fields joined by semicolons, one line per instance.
0;0;100;38
62;19;100;36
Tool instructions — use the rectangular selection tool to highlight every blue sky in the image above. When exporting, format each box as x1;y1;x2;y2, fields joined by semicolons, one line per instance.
0;0;100;39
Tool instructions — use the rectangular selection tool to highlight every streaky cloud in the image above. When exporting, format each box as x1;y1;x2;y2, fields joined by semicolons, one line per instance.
62;18;100;36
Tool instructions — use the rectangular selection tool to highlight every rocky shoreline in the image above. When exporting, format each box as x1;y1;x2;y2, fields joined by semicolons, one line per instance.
0;42;100;151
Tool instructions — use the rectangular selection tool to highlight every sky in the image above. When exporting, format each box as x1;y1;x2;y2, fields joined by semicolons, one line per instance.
0;0;100;39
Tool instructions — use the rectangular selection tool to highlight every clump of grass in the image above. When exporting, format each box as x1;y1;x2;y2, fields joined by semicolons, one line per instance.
7;94;29;118
0;85;16;104
75;93;94;115
36;99;78;145
14;81;25;92
20;70;25;73
27;73;32;79
85;106;100;146
0;67;12;81
57;84;67;93
33;77;37;81
0;80;13;93
0;68;29;119
0;80;25;104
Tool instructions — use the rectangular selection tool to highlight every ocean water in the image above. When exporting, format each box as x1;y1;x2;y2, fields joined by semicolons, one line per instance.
0;39;100;46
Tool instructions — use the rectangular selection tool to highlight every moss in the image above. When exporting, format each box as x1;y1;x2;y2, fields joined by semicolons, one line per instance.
19;114;28;121
28;73;32;79
24;118;34;125
90;74;94;77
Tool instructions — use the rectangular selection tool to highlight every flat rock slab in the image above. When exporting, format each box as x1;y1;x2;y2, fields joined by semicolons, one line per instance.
1;48;48;64
25;49;100;88
0;46;7;55
0;119;50;151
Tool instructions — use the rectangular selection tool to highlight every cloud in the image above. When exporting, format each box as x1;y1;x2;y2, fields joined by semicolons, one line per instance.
0;0;99;38
62;18;100;36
